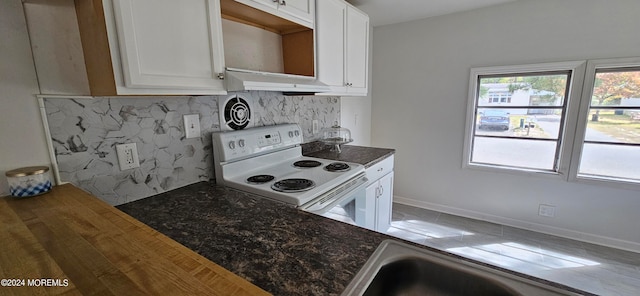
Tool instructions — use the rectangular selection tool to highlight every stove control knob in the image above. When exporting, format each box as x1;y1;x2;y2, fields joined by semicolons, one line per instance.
288;131;294;138
228;141;236;149
294;130;300;137
238;139;245;147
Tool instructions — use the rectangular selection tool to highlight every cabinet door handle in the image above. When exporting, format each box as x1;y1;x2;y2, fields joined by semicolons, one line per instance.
280;0;286;5
217;73;225;80
379;185;384;196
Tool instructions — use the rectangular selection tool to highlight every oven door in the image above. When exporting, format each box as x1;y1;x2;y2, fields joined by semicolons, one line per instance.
299;173;368;215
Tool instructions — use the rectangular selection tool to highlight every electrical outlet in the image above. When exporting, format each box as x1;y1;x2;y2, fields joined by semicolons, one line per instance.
184;114;201;139
116;143;140;171
312;119;319;134
538;204;556;218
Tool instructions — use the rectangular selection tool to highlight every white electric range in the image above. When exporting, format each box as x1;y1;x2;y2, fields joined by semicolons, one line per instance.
212;124;368;214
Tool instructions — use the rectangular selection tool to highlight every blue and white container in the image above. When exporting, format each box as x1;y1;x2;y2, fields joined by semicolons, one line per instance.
5;166;52;197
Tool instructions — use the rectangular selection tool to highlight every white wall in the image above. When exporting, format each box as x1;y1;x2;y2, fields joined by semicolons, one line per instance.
340;96;371;145
0;0;51;196
371;0;640;251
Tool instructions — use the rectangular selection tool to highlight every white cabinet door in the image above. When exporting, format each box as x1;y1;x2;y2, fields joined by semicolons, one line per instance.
316;0;346;92
358;171;393;232
375;172;394;232
111;0;226;93
278;0;314;26
235;0;314;28
345;5;369;93
316;1;369;96
356;181;379;231
241;0;279;11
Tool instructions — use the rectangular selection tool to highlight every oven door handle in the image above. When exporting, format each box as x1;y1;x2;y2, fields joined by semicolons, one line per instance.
300;175;368;215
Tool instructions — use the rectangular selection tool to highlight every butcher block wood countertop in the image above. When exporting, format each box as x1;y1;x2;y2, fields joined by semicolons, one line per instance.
0;184;270;296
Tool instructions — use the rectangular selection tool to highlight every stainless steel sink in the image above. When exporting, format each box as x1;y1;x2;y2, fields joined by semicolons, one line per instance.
342;240;582;296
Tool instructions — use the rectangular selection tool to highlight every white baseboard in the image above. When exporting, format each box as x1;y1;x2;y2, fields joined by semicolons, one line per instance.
394;195;640;254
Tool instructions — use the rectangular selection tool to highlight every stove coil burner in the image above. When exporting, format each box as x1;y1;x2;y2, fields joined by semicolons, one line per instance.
246;175;275;184
324;162;351;172
293;160;322;168
271;178;316;193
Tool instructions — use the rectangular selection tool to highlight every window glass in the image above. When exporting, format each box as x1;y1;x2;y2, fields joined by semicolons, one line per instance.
467;59;640;187
578;68;640;181
579;144;640;181
584;110;640;144
472;138;557;170
475;108;561;140
477;74;567;107
470;73;570;171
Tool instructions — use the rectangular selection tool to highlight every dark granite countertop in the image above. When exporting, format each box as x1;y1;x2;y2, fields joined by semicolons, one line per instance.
304;144;395;168
117;182;389;296
117;181;591;296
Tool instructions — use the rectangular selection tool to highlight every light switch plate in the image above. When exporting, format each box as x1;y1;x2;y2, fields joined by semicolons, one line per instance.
116;143;140;170
184;114;201;139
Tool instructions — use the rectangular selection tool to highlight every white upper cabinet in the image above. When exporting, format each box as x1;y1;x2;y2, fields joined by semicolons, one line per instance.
345;6;369;93
26;0;227;96
316;0;345;89
109;0;226;94
233;0;315;28
316;0;369;96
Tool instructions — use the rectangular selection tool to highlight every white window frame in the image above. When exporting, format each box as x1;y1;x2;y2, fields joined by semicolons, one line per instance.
569;57;640;190
462;61;587;179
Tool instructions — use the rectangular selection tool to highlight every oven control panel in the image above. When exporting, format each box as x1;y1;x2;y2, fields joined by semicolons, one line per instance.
257;132;281;147
212;123;303;162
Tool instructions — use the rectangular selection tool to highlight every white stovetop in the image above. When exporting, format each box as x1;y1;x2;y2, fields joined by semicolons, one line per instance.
222;153;364;206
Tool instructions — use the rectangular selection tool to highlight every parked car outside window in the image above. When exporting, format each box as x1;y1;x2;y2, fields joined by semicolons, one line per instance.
478;110;510;130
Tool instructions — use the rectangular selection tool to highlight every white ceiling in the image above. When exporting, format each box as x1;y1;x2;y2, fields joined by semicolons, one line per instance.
345;0;520;27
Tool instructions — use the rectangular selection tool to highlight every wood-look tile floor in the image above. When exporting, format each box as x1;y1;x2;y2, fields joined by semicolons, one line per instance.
385;203;640;296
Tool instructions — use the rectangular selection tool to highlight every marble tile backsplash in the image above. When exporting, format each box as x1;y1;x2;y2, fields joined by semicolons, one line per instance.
44;92;340;205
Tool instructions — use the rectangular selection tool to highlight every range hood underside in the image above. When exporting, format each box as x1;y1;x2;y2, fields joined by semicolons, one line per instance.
225;68;330;93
